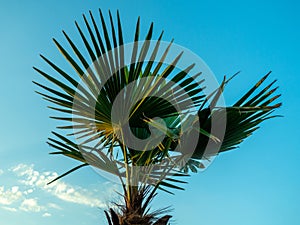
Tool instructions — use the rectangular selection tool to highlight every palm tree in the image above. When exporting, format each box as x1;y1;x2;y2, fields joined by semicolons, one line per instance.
34;10;281;225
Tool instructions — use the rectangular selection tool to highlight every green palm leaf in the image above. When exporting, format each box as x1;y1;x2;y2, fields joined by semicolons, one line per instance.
34;10;281;197
180;73;281;173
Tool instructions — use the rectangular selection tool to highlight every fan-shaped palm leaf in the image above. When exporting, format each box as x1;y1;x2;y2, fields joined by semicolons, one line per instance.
34;9;281;225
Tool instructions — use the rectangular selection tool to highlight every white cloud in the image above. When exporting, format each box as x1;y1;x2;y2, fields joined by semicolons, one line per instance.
2;206;17;212
23;189;34;195
19;198;44;212
47;203;61;210
12;164;43;187
12;164;114;208
0;186;22;205
0;163;120;216
11;186;19;193
42;212;52;217
0;169;3;175
50;182;105;207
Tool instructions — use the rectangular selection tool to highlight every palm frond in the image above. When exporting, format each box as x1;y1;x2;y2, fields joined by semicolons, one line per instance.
182;72;281;173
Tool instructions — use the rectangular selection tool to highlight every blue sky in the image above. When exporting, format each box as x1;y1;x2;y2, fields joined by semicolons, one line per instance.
0;0;299;225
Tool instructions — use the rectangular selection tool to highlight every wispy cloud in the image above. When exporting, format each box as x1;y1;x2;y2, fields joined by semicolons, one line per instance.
42;212;52;217
0;185;46;213
12;164;109;208
47;203;61;210
19;198;44;212
0;169;3;176
2;206;17;212
0;163;119;216
0;186;22;205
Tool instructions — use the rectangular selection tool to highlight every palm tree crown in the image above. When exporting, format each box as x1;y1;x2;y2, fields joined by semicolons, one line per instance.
34;9;281;225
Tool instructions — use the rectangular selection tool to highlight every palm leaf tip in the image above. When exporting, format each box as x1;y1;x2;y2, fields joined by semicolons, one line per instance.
190;72;281;167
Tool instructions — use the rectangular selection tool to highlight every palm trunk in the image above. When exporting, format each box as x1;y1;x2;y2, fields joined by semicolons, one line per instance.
104;185;172;225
